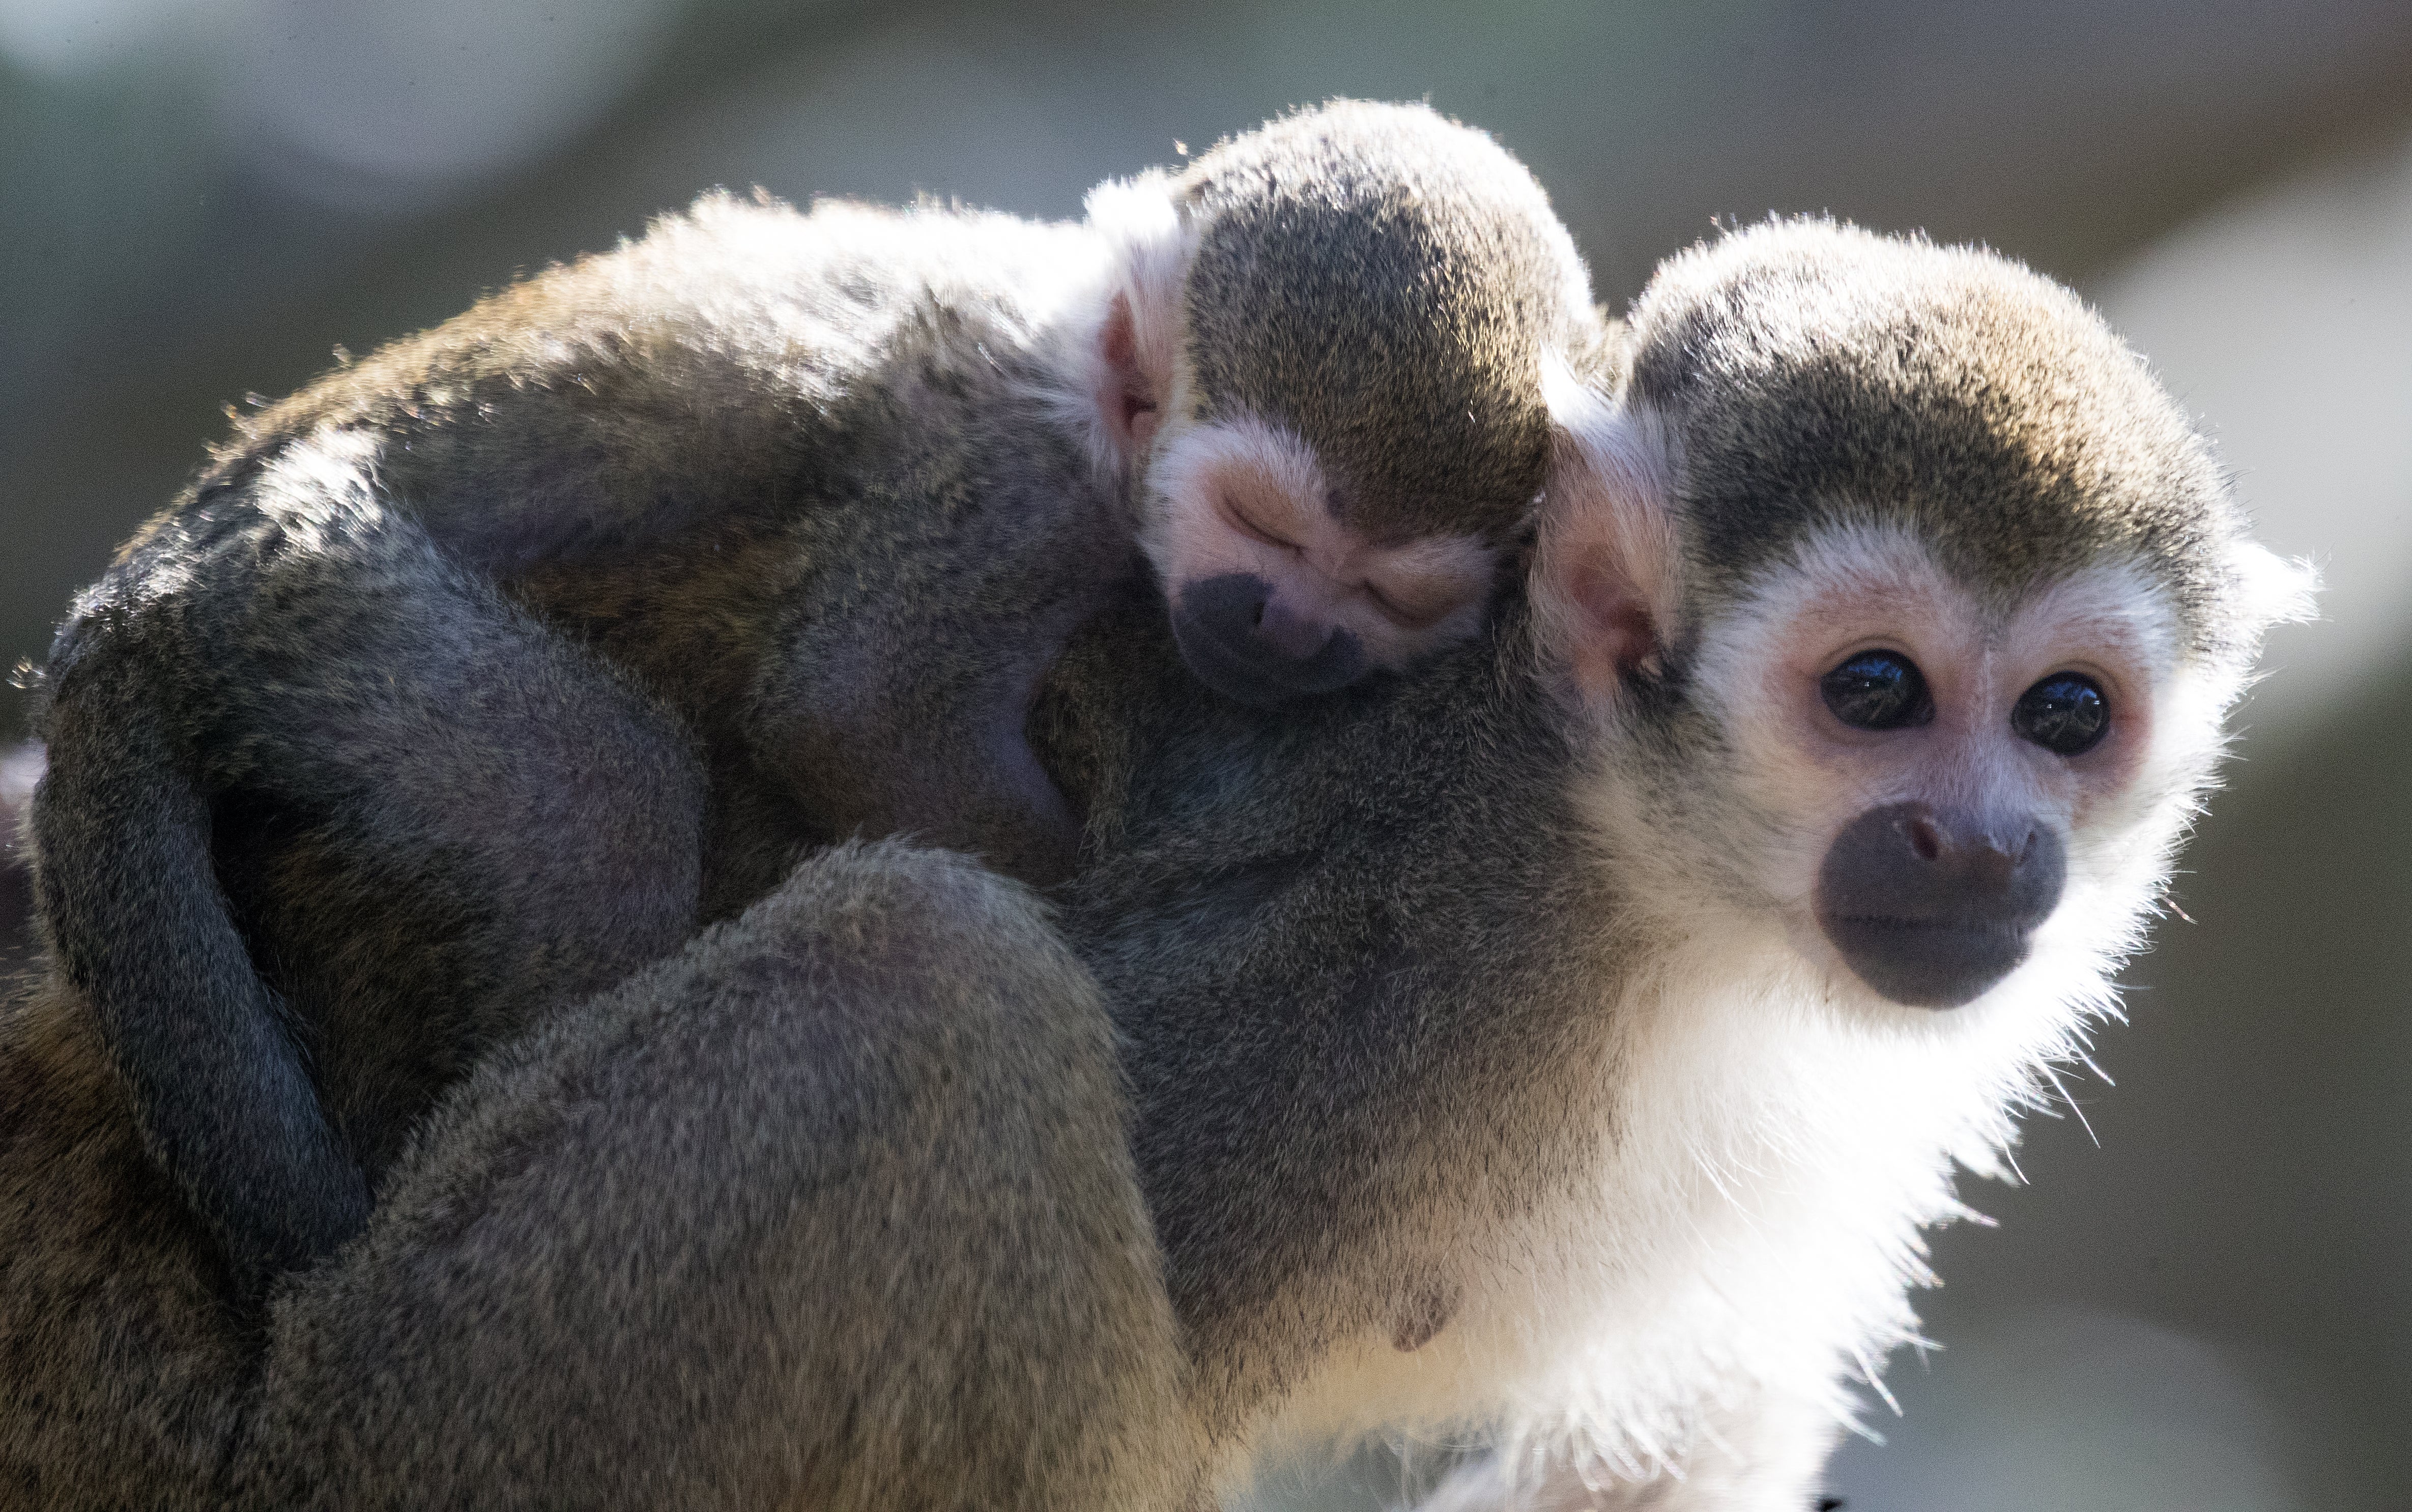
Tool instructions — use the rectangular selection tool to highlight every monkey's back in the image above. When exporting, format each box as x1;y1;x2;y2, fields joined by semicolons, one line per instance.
110;191;1109;695
42;190;1127;1197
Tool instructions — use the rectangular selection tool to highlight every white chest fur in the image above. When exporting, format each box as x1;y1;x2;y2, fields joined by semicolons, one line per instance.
1233;907;2124;1494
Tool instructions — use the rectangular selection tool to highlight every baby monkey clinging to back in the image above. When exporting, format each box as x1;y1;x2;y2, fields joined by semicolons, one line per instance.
30;102;1605;1294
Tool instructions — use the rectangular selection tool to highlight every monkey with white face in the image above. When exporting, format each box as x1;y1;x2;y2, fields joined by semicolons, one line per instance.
1038;217;2312;1505
1131;119;1566;701
28;101;1600;1296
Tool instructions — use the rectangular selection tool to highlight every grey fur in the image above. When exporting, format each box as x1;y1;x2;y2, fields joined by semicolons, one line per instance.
0;842;1199;1510
1621;218;2255;656
1037;598;1595;1443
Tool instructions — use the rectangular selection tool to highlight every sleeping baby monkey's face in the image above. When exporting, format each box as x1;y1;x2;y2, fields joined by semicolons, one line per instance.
1135;409;1509;707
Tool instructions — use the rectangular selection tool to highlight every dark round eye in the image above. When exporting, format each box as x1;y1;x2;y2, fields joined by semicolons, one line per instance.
1820;650;1935;731
2013;673;2110;756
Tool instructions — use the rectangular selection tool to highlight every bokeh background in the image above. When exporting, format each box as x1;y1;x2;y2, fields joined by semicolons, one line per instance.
2;2;2406;1506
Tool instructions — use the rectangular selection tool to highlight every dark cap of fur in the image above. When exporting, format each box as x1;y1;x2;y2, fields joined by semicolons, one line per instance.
1176;101;1589;544
1622;218;2246;652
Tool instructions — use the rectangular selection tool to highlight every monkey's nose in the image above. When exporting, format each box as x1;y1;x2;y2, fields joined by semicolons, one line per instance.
1815;801;2065;1008
1253;595;1336;661
1171;572;1367;706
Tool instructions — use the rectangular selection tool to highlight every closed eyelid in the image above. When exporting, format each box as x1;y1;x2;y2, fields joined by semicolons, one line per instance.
1214;467;1315;543
1363;571;1481;629
1363;581;1431;626
1221;497;1296;548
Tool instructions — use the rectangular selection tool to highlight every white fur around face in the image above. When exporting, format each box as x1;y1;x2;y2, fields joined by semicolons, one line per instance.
1141;415;1499;673
1233;523;2285;1510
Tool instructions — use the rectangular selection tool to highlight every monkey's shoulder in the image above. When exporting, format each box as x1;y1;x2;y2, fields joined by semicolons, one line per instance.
1063;604;1580;998
234;193;1094;455
92;191;1102;613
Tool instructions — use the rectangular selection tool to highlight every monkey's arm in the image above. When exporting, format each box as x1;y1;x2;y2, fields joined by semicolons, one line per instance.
32;470;707;1291
746;433;1147;892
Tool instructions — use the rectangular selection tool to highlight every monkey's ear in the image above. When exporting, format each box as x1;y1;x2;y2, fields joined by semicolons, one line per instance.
1097;294;1165;452
1532;363;1682;703
1083;173;1189;464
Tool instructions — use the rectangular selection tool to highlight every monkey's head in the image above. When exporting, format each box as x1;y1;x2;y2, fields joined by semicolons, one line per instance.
1534;220;2311;1013
1079;101;1597;707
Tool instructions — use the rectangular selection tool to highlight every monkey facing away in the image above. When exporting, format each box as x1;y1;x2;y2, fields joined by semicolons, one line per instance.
26;101;1602;1295
0;221;2303;1509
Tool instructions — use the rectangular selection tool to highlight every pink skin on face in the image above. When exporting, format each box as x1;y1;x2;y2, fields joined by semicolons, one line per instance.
1764;565;2159;842
1687;531;2174;994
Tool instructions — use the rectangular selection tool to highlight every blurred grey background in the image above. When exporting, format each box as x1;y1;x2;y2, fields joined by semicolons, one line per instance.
1;2;2406;1506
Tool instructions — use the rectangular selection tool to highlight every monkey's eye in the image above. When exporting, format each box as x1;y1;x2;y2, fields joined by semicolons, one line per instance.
1222;497;1297;551
1820;651;1934;731
2012;673;2110;756
1362;579;1455;631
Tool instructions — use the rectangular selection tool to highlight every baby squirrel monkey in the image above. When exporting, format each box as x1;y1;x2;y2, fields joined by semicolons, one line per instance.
28;101;1603;1293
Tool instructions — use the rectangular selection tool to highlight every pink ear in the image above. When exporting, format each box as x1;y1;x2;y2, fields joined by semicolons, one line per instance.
1098;293;1163;453
1533;399;1680;703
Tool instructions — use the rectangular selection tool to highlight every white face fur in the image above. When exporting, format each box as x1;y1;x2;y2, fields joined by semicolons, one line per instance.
1690;526;2183;1008
1528;364;2301;1024
1138;411;1501;704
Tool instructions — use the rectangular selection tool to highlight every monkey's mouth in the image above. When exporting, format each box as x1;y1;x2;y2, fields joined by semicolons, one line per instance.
1818;912;2034;1010
1815;802;2064;1011
1169;599;1367;708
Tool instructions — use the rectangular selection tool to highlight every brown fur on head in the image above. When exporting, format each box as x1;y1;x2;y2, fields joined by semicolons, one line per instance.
1174;99;1590;544
1598;218;2282;663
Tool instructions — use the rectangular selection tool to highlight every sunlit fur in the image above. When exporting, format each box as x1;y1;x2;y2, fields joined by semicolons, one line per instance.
1074;102;1600;697
1532;353;1682;694
1044;169;1195;479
